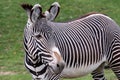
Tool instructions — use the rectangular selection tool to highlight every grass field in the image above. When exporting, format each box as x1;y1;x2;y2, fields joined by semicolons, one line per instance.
0;0;120;80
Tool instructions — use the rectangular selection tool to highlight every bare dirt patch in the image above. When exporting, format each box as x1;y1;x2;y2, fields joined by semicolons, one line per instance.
0;71;17;75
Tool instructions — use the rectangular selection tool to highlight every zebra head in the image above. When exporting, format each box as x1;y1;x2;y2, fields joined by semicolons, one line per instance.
21;2;65;80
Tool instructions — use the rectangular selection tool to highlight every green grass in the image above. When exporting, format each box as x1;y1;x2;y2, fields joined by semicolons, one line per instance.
0;0;120;80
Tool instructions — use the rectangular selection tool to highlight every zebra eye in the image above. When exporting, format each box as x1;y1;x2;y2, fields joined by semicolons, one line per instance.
35;34;43;39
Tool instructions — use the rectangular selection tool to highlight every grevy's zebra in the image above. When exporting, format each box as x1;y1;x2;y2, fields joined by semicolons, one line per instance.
21;2;120;80
22;3;65;80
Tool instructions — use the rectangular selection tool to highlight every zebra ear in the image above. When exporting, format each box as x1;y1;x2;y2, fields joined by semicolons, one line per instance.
45;2;60;21
31;4;42;22
21;3;33;18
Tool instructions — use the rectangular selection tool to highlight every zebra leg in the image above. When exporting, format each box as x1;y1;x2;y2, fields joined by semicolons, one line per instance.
111;65;120;79
108;53;120;79
91;62;106;80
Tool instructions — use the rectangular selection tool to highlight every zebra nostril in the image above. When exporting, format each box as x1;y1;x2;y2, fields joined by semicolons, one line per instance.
57;64;60;68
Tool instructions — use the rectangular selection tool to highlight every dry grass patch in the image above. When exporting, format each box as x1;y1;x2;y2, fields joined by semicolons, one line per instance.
0;71;17;76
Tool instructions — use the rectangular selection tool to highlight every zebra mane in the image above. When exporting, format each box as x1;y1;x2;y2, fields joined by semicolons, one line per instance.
63;12;107;23
79;12;101;19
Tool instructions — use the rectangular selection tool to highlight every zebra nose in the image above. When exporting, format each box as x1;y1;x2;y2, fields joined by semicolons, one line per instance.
56;61;65;73
49;60;65;74
56;61;65;74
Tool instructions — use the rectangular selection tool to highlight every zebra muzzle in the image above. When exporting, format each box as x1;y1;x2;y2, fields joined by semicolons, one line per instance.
48;51;65;74
44;46;65;75
48;61;65;74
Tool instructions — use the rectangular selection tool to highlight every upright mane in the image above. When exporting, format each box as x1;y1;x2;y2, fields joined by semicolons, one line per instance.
63;12;102;23
79;12;106;19
79;12;101;19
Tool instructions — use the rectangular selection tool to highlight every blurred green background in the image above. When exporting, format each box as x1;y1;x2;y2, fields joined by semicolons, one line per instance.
0;0;120;80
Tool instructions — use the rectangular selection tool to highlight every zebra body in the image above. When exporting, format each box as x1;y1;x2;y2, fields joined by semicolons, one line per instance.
48;14;120;78
21;2;120;80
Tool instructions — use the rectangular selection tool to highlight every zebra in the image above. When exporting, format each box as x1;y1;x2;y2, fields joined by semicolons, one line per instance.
21;2;120;80
22;2;65;80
